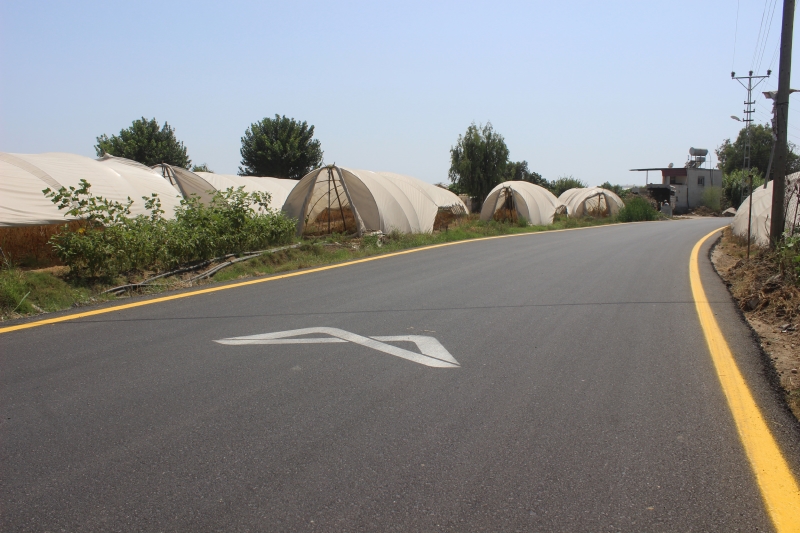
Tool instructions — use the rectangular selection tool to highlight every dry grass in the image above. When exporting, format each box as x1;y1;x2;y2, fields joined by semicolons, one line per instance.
0;222;82;268
304;207;357;236
493;207;519;223
433;209;462;231
690;206;719;217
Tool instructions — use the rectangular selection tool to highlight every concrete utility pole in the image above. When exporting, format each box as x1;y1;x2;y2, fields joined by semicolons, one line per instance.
770;0;795;247
732;71;770;258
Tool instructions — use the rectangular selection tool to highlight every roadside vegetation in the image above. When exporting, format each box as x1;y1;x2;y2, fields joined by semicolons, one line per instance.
617;197;658;222
712;227;800;420
1;189;662;321
41;180;295;279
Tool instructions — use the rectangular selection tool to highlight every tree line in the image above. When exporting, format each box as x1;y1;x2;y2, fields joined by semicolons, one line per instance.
95;115;323;180
97;116;613;203
447;122;598;204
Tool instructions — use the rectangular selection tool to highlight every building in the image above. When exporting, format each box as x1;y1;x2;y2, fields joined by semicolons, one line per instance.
630;147;723;214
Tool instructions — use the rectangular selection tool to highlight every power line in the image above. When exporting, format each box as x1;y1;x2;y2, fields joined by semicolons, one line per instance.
751;0;772;69
755;0;780;74
732;0;740;71
768;41;781;71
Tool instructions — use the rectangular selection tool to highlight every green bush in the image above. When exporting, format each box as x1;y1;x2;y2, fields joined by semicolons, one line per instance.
44;180;296;279
617;197;658;222
702;186;723;212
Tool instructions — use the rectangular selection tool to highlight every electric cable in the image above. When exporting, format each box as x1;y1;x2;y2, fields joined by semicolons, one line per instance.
732;0;740;71
751;0;772;69
755;0;780;74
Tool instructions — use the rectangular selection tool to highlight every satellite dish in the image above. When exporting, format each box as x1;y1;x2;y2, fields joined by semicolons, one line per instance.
668;163;674;168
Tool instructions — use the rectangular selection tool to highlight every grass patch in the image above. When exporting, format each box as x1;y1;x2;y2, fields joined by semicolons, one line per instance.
1;213;649;321
0;266;107;318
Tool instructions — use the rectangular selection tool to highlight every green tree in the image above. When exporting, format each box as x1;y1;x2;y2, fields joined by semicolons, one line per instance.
239;115;323;179
191;163;213;173
95;117;191;168
716;123;800;177
506;160;548;188
449;122;510;205
722;168;764;209
549;175;587;197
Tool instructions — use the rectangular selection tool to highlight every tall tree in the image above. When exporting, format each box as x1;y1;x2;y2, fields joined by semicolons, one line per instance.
448;122;509;205
716;123;800;176
506;160;548;188
239;115;323;179
95;117;191;168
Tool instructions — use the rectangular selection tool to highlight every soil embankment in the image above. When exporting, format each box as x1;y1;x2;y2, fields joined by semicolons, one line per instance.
711;227;800;420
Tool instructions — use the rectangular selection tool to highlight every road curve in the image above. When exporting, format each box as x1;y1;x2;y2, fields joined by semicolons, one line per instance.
2;218;799;531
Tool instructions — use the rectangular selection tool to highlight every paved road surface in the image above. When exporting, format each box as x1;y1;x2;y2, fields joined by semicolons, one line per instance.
2;218;799;531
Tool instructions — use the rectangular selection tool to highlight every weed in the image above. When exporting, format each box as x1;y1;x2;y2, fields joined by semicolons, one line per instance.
617;197;658;222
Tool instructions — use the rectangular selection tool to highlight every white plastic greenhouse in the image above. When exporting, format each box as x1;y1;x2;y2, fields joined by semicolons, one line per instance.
731;173;800;246
379;171;469;215
151;165;297;211
559;187;625;218
480;181;565;226
0;152;183;226
282;166;460;235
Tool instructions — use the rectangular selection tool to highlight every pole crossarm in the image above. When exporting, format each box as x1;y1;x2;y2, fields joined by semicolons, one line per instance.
731;70;772;258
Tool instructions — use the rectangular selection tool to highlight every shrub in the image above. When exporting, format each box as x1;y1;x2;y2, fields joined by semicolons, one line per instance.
617;197;658;222
702;186;723;212
779;232;800;282
44;180;296;279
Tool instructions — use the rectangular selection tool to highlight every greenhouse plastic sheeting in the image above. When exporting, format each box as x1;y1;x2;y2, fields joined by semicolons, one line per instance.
150;164;297;211
480;181;564;226
0;152;182;226
283;166;446;235
732;173;800;246
559;187;624;218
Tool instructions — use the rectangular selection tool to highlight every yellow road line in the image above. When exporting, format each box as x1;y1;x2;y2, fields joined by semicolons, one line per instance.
0;224;610;335
690;228;800;533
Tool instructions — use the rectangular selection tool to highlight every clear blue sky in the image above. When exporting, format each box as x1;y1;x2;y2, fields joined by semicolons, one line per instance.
1;0;797;186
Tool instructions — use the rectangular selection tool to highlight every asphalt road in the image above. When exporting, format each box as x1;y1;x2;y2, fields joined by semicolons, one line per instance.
2;218;799;532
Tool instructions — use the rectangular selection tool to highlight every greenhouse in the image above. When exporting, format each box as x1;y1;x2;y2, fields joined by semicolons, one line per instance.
282;166;455;236
379;171;468;214
480;181;565;225
732;173;800;246
559;187;625;218
0;152;183;226
151;164;297;210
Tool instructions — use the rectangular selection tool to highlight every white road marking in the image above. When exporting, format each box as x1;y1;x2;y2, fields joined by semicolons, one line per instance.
215;327;460;368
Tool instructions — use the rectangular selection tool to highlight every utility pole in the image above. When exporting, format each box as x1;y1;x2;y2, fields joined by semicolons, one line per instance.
770;0;795;247
732;70;770;258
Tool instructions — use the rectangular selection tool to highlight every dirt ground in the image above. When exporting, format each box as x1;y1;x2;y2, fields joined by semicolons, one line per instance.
711;227;800;420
